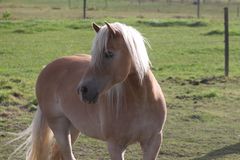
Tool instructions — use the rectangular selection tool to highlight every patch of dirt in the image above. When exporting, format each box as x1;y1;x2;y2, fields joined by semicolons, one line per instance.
183;114;205;122
11;92;23;99
167;103;183;109
0;111;12;118
9;78;21;83
190;114;202;120
164;76;185;85
164;76;229;86
0;85;12;90
0;133;6;137
51;7;61;10
176;95;204;101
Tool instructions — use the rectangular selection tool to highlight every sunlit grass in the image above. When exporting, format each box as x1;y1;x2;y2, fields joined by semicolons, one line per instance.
0;4;240;160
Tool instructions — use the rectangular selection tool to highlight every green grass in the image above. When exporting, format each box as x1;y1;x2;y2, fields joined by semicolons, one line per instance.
0;1;240;160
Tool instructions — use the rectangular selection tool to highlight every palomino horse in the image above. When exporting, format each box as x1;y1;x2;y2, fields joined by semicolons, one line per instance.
15;22;167;160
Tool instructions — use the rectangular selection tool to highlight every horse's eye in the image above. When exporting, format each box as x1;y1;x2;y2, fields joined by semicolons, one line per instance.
104;51;114;59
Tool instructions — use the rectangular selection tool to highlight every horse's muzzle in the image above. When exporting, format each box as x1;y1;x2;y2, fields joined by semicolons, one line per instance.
77;85;99;104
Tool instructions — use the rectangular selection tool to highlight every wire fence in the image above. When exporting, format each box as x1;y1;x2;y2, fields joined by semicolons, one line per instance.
1;0;240;19
77;0;239;19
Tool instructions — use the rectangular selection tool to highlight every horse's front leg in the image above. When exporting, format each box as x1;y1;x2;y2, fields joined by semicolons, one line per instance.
48;116;76;160
107;142;126;160
140;132;163;160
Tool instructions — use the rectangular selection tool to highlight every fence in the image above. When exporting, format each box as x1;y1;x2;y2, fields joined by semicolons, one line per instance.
1;0;240;19
44;0;240;19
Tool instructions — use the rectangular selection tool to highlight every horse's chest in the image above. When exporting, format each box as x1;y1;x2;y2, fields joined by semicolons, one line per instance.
101;107;161;142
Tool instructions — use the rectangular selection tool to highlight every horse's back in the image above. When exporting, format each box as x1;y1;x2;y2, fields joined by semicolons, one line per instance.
36;54;90;117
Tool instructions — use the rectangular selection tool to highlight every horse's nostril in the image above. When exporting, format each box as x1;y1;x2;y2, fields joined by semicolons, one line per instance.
81;86;88;94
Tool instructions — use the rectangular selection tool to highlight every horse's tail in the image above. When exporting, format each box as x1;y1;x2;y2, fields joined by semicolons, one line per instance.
8;107;54;160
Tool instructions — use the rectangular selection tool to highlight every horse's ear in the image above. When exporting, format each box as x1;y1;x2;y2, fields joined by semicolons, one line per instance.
92;22;101;33
105;22;117;37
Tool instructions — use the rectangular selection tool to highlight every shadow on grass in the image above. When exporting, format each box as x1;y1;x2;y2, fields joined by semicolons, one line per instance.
137;20;207;27
204;30;223;36
193;143;240;160
204;29;240;36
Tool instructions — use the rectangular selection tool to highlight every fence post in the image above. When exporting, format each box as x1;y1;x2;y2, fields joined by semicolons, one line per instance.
197;0;200;18
224;7;229;77
83;0;87;19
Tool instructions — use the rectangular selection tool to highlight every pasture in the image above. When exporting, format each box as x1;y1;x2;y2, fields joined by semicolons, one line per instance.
0;0;240;160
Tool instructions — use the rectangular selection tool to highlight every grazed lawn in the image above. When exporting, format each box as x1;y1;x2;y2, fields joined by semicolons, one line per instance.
0;1;240;160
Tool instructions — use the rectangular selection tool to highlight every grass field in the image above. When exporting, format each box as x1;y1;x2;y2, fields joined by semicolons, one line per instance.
1;0;240;160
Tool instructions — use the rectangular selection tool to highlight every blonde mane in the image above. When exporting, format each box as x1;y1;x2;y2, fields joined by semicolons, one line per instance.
90;22;152;114
91;22;151;82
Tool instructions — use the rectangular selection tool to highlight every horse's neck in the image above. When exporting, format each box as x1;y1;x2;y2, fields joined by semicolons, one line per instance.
125;70;158;101
108;70;156;106
124;72;148;99
102;70;161;120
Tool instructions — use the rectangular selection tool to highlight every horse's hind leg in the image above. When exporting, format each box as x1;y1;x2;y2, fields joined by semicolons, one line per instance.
48;116;77;160
140;132;163;160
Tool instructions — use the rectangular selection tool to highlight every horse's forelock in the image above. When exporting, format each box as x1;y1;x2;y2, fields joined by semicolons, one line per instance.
90;25;109;68
91;22;150;82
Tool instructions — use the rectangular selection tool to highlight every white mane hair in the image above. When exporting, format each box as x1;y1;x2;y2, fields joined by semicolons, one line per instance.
90;22;151;82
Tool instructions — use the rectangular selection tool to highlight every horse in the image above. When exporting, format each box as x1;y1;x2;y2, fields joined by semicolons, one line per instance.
12;22;167;160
